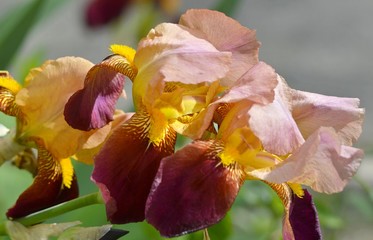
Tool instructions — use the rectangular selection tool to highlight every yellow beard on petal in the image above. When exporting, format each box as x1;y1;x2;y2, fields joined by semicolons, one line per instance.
148;108;169;146
60;157;74;189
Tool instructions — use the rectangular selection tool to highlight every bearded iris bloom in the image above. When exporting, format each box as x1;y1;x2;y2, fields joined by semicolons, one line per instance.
145;69;364;239
64;8;263;224
64;9;364;240
0;57;116;218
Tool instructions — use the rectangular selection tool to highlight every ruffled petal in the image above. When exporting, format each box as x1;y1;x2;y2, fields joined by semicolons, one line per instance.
268;183;321;240
64;55;130;131
6;145;78;219
250;127;364;193
216;62;277;105
179;9;260;86
248;76;304;155
133;22;231;107
146;140;243;237
292;89;364;146
15;57;108;159
91;111;176;223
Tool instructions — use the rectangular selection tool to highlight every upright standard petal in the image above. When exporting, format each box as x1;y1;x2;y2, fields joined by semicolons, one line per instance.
179;9;260;86
248;75;304;155
216;62;277;105
92;111;176;223
7;145;78;219
291;89;364;146
250;127;364;193
146;140;243;237
133;22;231;107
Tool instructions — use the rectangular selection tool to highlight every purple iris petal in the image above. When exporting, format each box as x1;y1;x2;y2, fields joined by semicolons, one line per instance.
146;140;243;237
92;112;176;223
64;65;125;131
288;190;322;240
7;151;79;219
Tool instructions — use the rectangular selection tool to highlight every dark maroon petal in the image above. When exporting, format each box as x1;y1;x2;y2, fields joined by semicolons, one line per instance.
6;147;79;219
85;0;131;27
288;190;322;240
146;140;243;237
64;63;125;131
92;111;176;223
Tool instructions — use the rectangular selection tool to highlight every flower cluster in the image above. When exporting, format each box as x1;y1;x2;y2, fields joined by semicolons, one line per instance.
62;9;364;239
0;8;364;240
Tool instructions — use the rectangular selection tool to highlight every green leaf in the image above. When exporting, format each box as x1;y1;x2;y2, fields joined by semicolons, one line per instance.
0;0;46;69
6;220;80;240
58;225;128;240
213;0;244;17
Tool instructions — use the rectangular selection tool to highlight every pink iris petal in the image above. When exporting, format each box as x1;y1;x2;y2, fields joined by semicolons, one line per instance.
250;127;363;193
91;112;176;223
134;23;231;106
179;9;260;86
146;140;243;237
216;62;277;105
249;76;305;155
283;190;322;240
64;64;126;131
292;90;364;146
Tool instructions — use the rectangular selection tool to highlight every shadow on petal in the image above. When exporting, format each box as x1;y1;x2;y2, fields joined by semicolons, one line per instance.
6;147;79;219
92;111;176;223
146;140;243;237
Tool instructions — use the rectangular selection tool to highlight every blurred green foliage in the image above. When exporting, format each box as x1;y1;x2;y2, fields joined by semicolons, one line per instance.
1;0;373;239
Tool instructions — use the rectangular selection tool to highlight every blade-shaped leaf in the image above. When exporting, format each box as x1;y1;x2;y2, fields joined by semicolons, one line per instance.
0;0;46;68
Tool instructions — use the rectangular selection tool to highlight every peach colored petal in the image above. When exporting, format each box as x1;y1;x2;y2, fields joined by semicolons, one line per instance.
133;23;231;107
248;76;304;155
15;57;108;158
249;127;364;193
291;89;364;146
179;9;260;86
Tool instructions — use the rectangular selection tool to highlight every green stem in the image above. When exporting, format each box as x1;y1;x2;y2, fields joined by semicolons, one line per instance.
0;192;103;236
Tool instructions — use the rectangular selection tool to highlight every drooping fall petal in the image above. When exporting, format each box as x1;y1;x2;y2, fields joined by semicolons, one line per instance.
268;183;321;240
146;140;243;237
64;55;133;131
250;127;364;193
7;146;78;219
179;9;260;86
291;89;364;146
91;111;176;223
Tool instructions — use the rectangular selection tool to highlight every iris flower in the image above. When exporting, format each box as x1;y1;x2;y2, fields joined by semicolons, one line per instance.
64;9;262;224
145;72;364;238
0;57;115;219
64;8;364;239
